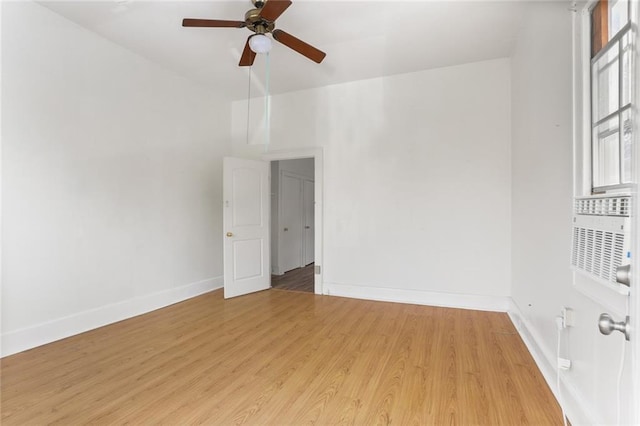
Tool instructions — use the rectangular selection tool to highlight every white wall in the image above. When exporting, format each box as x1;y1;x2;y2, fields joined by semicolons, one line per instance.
1;1;231;356
510;2;634;424
234;58;512;310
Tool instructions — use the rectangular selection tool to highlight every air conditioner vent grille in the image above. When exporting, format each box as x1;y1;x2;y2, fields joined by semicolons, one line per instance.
574;196;631;216
571;223;626;286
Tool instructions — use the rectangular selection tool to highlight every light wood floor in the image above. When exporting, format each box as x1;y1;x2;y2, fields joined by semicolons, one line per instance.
271;264;314;293
1;289;563;425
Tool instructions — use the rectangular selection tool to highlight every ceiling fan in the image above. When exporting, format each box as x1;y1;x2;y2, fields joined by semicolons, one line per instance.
182;0;326;67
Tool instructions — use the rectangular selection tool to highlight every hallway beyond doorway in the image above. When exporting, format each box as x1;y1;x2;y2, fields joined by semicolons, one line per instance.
271;264;314;293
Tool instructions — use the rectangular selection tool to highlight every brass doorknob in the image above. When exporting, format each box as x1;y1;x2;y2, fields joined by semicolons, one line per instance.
226;232;234;237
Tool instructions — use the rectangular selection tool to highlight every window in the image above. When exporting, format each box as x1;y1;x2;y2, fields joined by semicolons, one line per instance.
590;0;635;191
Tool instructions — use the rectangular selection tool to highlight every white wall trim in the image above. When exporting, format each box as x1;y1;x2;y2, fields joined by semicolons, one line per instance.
508;300;596;426
1;276;222;357
262;148;320;162
323;281;511;312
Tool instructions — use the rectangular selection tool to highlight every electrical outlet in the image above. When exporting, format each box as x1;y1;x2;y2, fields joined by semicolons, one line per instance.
561;307;574;327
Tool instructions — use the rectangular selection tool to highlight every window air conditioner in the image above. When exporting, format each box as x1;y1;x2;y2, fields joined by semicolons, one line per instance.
571;195;631;295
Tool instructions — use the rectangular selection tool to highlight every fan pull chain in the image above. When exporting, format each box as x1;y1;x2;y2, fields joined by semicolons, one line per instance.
246;64;252;145
264;52;271;152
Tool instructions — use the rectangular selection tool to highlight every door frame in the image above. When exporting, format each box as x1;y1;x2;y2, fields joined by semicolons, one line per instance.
632;1;640;417
262;148;323;295
631;2;640;422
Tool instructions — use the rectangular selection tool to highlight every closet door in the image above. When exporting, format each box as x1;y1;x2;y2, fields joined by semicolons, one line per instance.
280;174;303;273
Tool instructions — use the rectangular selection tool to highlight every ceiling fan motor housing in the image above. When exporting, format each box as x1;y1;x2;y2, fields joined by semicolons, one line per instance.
244;8;275;34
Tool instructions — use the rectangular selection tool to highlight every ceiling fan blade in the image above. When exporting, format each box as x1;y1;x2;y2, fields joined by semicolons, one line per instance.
239;37;257;67
182;19;246;28
272;29;326;63
259;0;292;22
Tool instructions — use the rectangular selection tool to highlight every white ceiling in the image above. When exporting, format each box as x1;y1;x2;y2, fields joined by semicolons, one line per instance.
39;0;527;100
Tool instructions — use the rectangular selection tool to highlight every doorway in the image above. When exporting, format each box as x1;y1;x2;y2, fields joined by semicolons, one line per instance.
223;149;323;298
262;147;323;295
270;158;314;293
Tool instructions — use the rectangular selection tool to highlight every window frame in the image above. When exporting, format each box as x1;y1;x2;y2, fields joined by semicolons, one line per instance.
588;0;635;194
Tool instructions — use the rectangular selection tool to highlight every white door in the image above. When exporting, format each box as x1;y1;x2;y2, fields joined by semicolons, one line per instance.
303;180;314;265
280;174;303;273
223;157;270;299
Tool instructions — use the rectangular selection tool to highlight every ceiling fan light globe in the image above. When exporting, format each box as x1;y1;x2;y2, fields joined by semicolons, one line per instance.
249;34;272;54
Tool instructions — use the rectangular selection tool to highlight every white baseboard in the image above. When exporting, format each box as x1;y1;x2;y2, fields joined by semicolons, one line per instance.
508;301;595;425
323;281;511;312
1;276;223;357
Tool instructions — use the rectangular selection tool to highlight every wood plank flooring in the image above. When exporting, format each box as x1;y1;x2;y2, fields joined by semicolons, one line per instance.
271;264;314;293
0;289;563;425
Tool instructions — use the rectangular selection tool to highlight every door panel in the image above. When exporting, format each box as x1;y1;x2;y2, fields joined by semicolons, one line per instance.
232;239;264;280
223;157;270;299
303;180;315;265
231;168;263;227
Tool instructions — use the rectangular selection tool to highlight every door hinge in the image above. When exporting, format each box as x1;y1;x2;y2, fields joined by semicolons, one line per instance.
314;265;321;275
